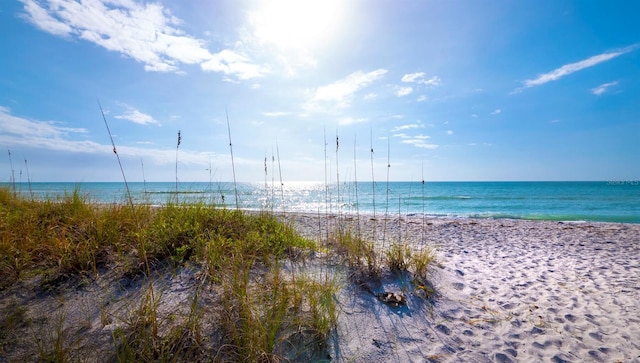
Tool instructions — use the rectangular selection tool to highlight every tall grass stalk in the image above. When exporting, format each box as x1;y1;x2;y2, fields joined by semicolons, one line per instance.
24;158;33;199
141;158;147;194
271;148;276;213
276;139;285;215
335;131;341;229
264;152;269;210
98;99;135;214
353;134;361;237
176;130;181;195
7;149;15;195
206;156;214;205
324;127;330;242
369;125;377;242
225;107;239;209
421;159;426;252
99;99;157;337
383;133;391;249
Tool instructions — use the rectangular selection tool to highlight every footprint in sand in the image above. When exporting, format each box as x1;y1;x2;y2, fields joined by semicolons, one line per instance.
451;282;464;290
495;352;515;363
435;324;451;335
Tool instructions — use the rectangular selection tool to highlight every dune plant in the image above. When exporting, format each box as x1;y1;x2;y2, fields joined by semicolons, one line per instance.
276;140;285;215
386;242;412;272
225;107;239;209
335;131;341;225
329;227;379;282
7;150;15;195
353;134;361;237
176;130;181;195
369;126;377;241
24;158;33;200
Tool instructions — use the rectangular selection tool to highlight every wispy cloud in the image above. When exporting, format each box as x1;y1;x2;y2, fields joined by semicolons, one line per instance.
521;45;638;89
19;0;265;79
400;138;438;149
306;69;387;109
0;105;103;153
591;81;618;95
491;109;502;115
0;106;87;138
391;128;436;149
338;116;368;126
391;123;421;132
262;111;291;117
115;105;160;126
395;86;413;97
446;130;453;135
0;106;210;165
416;95;427;102
401;72;441;86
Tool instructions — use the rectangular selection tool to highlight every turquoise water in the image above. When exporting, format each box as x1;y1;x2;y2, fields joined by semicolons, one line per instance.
6;181;640;223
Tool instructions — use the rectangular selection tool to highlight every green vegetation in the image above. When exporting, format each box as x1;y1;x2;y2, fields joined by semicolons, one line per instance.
0;185;437;361
0;186;337;361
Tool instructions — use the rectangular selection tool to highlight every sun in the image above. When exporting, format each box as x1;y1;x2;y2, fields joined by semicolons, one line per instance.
250;0;344;52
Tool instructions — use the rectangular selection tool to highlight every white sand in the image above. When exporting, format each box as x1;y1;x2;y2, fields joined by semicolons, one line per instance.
2;213;638;362
288;214;640;363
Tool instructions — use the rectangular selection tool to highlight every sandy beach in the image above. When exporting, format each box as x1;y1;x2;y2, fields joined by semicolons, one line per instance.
1;212;639;362
288;214;640;362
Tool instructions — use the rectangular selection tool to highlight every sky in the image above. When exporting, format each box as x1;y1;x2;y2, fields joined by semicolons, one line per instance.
1;0;639;183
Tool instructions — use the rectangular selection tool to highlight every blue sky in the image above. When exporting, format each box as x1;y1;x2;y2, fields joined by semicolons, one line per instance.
1;0;639;182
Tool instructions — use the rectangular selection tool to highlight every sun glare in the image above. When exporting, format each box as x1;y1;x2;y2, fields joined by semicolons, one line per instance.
250;0;343;52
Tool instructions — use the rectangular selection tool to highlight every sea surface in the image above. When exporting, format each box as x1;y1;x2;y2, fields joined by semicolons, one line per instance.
7;181;640;223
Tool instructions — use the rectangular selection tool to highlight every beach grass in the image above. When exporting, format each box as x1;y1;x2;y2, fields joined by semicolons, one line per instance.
0;185;438;361
0;186;341;361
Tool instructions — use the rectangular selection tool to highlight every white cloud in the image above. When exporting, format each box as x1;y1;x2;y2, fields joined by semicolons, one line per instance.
401;72;425;83
0;106;210;165
416;95;427;102
20;0;265;79
262;111;291;117
391;129;436;149
395;86;413;97
115;106;159;126
422;76;441;86
521;45;638;88
491;109;502;115
0;106;88;138
339;117;368;126
401;139;438;149
591;81;618;95
446;130;453;135
391;123;421;132
307;69;387;109
401;72;441;86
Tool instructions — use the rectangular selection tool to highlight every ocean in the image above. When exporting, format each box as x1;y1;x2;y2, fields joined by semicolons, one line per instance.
7;181;640;224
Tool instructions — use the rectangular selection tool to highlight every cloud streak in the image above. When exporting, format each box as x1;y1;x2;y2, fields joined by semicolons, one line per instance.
401;72;441;86
306;69;387;109
521;45;638;88
19;0;265;79
0;106;209;165
115;105;160;126
591;81;618;95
